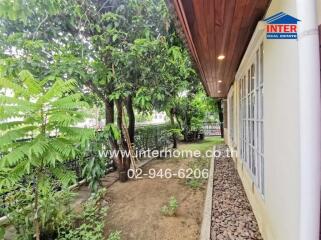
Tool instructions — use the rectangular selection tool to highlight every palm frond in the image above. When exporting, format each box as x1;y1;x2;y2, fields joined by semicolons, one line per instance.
18;70;42;95
50;93;82;107
0;126;37;148
0;95;35;109
51;167;76;187
28;135;49;158
0;106;35;121
0;144;30;167
52;99;89;111
0;121;25;131
38;79;76;103
48;137;77;160
47;112;77;127
0;162;26;189
58;127;95;146
0;78;29;97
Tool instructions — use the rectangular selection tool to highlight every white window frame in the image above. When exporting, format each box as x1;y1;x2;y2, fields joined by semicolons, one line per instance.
238;40;264;196
229;92;234;144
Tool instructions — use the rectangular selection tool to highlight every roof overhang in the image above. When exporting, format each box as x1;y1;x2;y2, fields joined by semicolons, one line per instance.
169;0;271;98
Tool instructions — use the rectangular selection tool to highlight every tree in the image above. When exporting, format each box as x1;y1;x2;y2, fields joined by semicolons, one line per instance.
0;70;94;240
175;88;218;142
55;0;171;180
125;38;194;148
217;100;224;138
0;0;202;180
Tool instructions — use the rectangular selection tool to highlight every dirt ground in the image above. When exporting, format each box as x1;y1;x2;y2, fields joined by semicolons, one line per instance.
3;138;221;240
104;157;207;240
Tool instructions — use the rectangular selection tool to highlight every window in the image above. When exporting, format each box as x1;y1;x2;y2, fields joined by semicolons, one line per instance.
239;42;264;195
229;94;234;143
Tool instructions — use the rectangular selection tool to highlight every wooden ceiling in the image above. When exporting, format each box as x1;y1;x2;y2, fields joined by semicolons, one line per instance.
170;0;271;98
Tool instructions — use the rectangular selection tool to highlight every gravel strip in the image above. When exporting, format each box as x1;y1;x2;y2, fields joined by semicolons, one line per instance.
211;145;263;240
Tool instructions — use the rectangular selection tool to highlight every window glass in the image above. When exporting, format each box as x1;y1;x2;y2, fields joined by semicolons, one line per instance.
260;43;264;84
260;88;264;119
248;70;251;93
261;122;264;153
256;50;260;86
251;64;255;91
238;42;264;195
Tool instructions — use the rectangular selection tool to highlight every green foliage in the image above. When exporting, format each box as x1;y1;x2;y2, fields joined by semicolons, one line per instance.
81;131;111;193
5;187;75;240
0;226;4;239
0;70;94;188
135;124;173;150
186;178;202;189
0;0;61;23
104;123;121;141
0;70;94;238
81;156;106;193
58;188;108;240
108;231;121;240
164;128;182;138
160;196;179;217
0;0;200;165
135;112;153;123
0;0;212;238
173;89;218;141
127;38;193;113
186;158;209;190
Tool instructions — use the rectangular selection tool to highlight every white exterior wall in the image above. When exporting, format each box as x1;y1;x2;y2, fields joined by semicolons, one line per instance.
264;2;300;240
318;0;321;25
226;0;321;239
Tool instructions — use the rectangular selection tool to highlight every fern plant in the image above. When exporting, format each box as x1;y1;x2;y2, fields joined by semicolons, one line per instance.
0;70;94;240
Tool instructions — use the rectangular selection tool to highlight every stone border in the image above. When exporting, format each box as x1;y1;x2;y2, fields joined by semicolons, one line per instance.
199;145;216;240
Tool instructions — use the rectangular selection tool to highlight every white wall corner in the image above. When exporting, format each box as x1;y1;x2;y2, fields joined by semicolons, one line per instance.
296;0;321;239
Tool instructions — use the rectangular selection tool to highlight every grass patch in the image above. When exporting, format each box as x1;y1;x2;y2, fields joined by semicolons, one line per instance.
160;196;179;216
186;157;209;189
179;136;224;155
180;137;223;189
108;231;121;240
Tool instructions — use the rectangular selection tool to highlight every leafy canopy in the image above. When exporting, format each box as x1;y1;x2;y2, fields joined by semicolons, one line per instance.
0;69;94;190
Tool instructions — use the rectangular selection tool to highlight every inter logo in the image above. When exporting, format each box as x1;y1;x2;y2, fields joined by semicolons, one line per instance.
264;12;301;39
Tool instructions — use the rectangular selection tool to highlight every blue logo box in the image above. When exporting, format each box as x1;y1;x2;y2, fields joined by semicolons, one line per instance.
266;33;298;39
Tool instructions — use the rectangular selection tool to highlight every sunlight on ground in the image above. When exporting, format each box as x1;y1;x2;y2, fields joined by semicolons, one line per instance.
104;136;224;239
178;136;224;154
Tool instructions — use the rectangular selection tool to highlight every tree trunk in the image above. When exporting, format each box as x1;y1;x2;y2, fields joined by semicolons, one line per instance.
169;108;177;149
125;95;135;144
105;99;119;170
175;115;182;130
33;178;40;240
217;100;224;138
105;99;114;124
184;108;191;142
115;99;131;182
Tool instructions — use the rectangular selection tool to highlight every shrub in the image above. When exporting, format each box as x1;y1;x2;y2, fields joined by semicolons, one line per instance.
58;188;108;240
5;187;74;240
0;73;94;239
186;158;209;189
186;178;202;189
160;196;179;216
108;231;121;240
135;124;174;151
